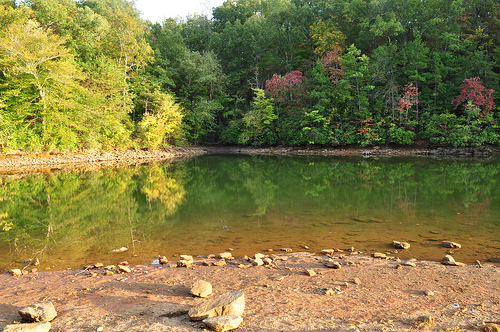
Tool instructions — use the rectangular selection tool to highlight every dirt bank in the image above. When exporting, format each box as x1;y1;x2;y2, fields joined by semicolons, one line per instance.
1;253;499;332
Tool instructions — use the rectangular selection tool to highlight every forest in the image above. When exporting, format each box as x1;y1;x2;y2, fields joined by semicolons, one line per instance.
0;0;499;150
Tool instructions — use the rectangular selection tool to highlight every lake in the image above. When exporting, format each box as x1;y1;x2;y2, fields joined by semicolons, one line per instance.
1;155;499;270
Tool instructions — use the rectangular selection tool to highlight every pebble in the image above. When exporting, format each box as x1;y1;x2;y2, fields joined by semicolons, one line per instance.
305;269;316;277
352;277;361;285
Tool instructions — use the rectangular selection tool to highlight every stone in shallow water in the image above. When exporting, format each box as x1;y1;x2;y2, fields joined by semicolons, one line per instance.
442;241;461;249
392;241;410;250
189;292;245;321
3;322;51;332
202;315;243;332
18;302;57;323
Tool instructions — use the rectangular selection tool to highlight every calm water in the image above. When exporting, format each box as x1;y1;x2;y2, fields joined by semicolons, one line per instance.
1;155;499;270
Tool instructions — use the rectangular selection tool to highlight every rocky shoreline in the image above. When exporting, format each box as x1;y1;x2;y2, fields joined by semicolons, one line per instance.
1;144;500;175
1;250;499;332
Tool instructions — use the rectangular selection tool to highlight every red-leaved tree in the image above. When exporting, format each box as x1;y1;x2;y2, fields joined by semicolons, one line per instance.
265;71;306;103
398;82;419;124
451;77;496;118
320;45;345;83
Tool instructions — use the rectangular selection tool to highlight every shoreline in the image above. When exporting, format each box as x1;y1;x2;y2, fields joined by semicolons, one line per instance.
1;144;500;175
1;252;499;331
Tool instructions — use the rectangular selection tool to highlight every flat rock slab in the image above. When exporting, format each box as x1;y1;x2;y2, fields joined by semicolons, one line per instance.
203;315;243;332
2;322;51;332
189;292;245;321
18;302;57;322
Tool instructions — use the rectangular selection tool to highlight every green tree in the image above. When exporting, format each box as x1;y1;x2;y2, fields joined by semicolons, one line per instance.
240;88;277;145
139;92;184;149
0;19;83;149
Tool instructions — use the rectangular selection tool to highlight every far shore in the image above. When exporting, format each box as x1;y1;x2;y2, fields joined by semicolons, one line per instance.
1;144;500;175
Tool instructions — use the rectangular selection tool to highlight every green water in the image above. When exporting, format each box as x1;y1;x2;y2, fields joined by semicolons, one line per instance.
1;155;499;270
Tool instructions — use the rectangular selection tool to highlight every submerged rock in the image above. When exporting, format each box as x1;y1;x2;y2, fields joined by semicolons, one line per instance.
189;292;245;321
442;241;461;249
392;241;410;250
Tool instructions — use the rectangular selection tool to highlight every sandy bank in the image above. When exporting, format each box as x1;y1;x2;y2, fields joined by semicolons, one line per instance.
1;252;499;331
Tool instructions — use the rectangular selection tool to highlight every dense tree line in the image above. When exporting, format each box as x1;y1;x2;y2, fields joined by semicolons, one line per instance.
1;0;499;150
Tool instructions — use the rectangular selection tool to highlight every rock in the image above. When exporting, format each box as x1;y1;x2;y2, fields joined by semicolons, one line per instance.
487;257;500;263
191;280;213;298
404;259;418;267
393;241;410;250
180;255;193;261
262;257;273;266
321;249;335;254
280;248;292;252
18;302;57;322
414;315;434;330
213;260;226;267
188;291;245;321
218;252;232;259
117;265;131;273
325;288;336;296
202;315;243;332
424;290;435;296
338;327;360;332
118;261;129;265
442;241;461;249
441;255;465;266
110;247;128;253
158;256;169;264
254;253;266;259
252;258;264;266
305;269;316;277
441;255;455;264
483;324;500;332
94;262;104;268
372;252;387;259
3;322;51;332
324;260;342;269
104;265;116;270
352;277;361;285
32;258;40;268
177;260;193;268
9;269;22;276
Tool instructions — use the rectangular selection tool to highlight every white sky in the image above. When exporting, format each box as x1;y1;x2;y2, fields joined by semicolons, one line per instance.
134;0;227;23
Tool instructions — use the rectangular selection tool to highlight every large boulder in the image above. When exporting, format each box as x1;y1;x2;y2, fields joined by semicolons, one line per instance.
189;292;245;321
18;302;57;322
